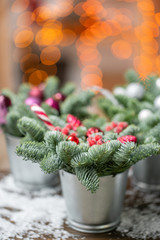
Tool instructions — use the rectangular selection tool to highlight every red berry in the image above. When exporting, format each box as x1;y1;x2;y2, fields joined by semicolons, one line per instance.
71;132;77;137
94;135;102;141
87;138;96;146
118;122;128;129
97;140;104;145
117;135;137;144
105;125;113;131
54;126;62;132
111;122;118;128
67;135;79;144
67;114;77;124
66;124;73;130
86;127;103;137
106;140;111;143
114;126;123;134
61;128;69;135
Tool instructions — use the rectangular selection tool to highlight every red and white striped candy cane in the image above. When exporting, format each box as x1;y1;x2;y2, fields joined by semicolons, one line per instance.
31;104;55;130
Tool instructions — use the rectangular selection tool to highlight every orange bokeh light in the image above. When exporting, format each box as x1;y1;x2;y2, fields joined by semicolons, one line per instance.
79;48;101;66
111;40;132;59
155;13;160;26
35;27;63;46
135;25;154;42
81;65;103;78
141;40;159;55
134;55;153;79
20;53;40;73
40;46;61;65
34;6;53;25
81;73;103;90
28;70;48;85
14;29;34;48
137;0;155;12
60;29;76;47
11;0;29;13
74;2;85;16
17;11;35;27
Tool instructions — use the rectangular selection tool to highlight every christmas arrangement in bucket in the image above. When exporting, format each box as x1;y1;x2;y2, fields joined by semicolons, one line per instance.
0;75;94;190
97;69;160;191
15;104;160;232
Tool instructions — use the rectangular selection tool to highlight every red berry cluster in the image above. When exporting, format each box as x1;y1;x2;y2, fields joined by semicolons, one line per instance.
106;121;128;134
52;114;82;144
86;127;103;137
87;134;104;146
67;114;82;131
117;135;137;143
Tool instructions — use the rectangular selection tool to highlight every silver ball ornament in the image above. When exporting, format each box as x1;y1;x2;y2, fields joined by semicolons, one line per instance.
113;87;126;95
154;96;160;109
126;83;145;99
138;109;153;121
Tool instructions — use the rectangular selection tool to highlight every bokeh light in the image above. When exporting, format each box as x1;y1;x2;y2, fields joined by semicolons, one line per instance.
40;46;61;65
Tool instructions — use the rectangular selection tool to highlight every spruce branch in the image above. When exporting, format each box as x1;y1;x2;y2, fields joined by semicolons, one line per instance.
5;111;22;137
75;167;99;193
44;131;65;150
16;141;50;163
17;83;30;101
56;141;80;164
130;143;160;164
71;152;91;167
112;142;136;166
61;82;75;96
17;117;45;142
61;91;95;115
40;153;63;173
41;103;59;116
119;125;139;137
44;76;59;98
49;115;66;128
124;69;140;83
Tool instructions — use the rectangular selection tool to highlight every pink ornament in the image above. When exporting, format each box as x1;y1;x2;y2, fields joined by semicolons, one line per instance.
0;95;11;108
54;92;66;102
29;87;43;100
0;95;11;125
25;97;41;106
45;98;59;111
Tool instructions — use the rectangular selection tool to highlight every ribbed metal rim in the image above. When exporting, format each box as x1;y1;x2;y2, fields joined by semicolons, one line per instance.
68;218;120;233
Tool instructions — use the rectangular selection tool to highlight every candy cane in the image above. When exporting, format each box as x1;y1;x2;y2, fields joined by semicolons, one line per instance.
30;104;55;130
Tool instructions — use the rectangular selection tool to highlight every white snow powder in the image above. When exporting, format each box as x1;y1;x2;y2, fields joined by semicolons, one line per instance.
0;175;82;240
0;174;160;240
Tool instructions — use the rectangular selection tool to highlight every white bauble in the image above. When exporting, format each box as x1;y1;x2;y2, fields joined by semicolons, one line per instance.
155;78;160;89
113;87;126;96
126;83;145;99
138;109;153;121
154;96;160;109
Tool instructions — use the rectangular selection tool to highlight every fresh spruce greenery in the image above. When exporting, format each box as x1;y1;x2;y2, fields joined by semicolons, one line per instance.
16;115;160;193
1;76;95;137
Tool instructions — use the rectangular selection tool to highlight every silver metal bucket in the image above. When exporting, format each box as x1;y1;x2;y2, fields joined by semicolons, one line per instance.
133;155;160;191
5;134;59;190
60;170;128;233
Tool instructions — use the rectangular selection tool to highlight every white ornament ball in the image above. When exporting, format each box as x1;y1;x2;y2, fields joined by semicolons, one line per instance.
126;83;145;99
138;109;153;121
154;96;160;109
113;87;126;95
155;78;160;89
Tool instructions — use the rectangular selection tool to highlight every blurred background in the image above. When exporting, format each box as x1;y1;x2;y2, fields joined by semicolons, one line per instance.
0;0;160;170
